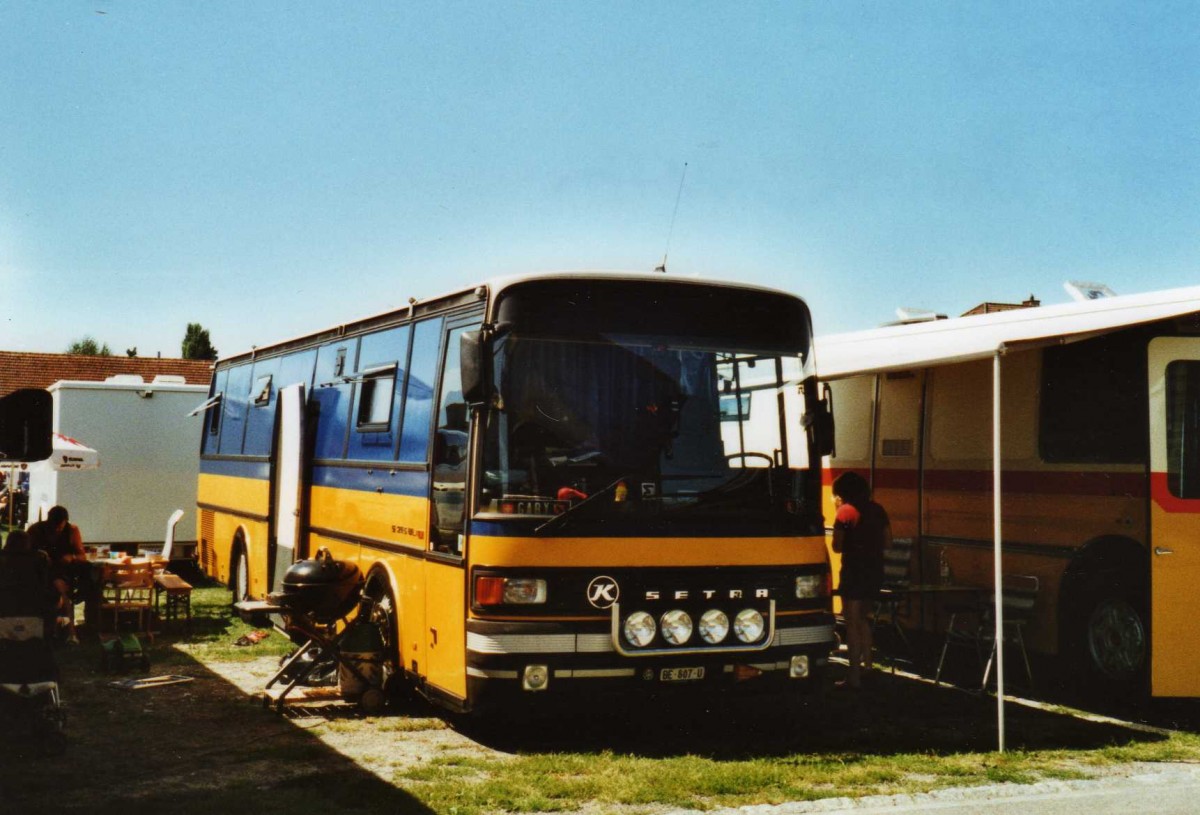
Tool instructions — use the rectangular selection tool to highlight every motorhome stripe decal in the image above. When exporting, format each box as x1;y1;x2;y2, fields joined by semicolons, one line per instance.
827;466;1145;498
1150;471;1200;513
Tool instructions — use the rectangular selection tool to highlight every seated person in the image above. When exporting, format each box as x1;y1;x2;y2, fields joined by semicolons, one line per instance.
0;529;61;623
27;506;88;644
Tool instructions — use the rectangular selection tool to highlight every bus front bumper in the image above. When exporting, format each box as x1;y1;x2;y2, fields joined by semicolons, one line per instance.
463;614;835;710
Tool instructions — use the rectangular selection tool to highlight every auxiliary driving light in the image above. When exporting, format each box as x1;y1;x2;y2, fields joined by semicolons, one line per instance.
789;655;810;678
624;611;657;647
523;664;550;691
698;608;730;644
794;574;826;599
733;608;765;643
660;609;693;646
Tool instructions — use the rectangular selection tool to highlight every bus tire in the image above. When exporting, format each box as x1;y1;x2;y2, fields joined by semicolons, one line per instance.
230;544;250;606
364;573;405;703
1064;580;1148;704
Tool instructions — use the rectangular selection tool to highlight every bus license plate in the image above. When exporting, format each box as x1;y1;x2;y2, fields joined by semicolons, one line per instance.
660;666;705;682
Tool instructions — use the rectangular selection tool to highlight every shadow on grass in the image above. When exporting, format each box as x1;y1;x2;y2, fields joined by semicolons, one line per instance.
0;617;432;815
459;667;1169;760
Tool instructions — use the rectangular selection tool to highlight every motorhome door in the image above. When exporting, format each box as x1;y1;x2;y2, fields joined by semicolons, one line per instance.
1148;337;1200;696
269;383;306;592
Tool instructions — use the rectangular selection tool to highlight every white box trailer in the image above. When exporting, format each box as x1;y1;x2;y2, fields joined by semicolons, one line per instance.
27;375;208;553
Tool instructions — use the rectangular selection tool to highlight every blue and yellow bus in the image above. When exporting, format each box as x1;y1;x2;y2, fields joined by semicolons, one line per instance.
196;272;835;713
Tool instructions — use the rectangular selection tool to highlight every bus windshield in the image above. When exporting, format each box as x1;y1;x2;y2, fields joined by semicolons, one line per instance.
478;332;816;533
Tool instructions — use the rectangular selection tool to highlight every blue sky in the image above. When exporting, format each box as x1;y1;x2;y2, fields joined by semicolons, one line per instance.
3;2;1198;360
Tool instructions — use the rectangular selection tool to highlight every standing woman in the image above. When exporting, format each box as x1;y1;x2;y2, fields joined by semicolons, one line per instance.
831;471;891;689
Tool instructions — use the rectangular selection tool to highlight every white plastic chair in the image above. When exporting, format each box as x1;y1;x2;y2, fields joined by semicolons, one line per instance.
161;509;185;562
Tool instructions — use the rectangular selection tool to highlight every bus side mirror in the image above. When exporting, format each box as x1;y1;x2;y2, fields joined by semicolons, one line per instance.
806;382;835;459
813;404;835;458
0;388;53;462
461;330;490;405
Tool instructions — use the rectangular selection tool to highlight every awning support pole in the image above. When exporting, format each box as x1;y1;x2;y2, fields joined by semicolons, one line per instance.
993;351;1005;753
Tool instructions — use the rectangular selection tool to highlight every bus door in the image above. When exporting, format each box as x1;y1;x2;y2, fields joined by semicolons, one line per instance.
1148;337;1200;696
424;322;477;698
269;383;307;593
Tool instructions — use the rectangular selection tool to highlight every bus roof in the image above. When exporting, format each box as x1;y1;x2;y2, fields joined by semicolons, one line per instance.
217;271;807;365
815;283;1200;379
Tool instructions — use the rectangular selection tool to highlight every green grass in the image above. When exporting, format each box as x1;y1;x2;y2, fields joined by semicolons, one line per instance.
160;583;297;662
387;742;1200;815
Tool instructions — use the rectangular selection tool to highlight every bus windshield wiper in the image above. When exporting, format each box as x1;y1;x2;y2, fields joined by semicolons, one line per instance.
534;475;632;535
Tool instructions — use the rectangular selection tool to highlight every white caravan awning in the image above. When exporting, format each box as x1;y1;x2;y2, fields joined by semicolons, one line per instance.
815;284;1200;380
813;282;1200;753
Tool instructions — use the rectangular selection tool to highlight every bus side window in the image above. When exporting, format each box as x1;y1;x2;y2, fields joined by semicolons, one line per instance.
312;340;359;461
202;368;229;455
218;363;254;456
347;326;410;461
243;360;281;456
430;324;476;554
398;318;444;463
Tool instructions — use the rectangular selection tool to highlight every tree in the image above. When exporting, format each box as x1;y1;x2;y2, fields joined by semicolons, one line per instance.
66;336;111;356
181;323;218;360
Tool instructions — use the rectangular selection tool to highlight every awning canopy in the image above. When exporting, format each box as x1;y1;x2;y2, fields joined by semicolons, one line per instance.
813;282;1200;753
46;433;99;471
815;284;1200;380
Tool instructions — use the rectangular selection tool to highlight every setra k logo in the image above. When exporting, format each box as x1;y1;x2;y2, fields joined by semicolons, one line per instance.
586;575;620;609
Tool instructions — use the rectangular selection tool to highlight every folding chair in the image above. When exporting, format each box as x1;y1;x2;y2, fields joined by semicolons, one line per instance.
981;574;1038;691
871;537;915;670
934;574;1037;691
99;561;155;640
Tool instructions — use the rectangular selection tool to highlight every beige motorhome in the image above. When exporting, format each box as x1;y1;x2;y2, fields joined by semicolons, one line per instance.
816;284;1200;699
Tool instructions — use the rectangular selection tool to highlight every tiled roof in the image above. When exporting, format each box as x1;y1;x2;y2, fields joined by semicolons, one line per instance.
0;352;213;398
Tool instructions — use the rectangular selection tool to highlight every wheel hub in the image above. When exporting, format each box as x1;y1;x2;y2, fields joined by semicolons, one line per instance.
1086;598;1146;680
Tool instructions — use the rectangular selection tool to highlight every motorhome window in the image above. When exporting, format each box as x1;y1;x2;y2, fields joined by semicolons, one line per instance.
312;340;359;461
398;318;445;462
201;368;230;456
217;364;253;456
252;375;272;407
208;394;223;436
357;367;397;431
1166;361;1200;499
1039;332;1147;464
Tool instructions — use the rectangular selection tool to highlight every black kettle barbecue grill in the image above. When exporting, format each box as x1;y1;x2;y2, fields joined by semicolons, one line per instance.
271;548;363;624
235;548;387;712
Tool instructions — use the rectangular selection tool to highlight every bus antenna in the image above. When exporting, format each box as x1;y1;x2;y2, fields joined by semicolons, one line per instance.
655;162;688;273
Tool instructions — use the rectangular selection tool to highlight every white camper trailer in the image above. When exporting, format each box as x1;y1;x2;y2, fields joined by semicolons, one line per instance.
27;375;208;554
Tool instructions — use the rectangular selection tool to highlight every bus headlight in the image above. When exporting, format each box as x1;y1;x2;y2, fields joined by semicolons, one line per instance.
795;574;826;599
475;576;547;606
698;609;729;644
733;608;765;643
660;609;693;645
624;611;657;647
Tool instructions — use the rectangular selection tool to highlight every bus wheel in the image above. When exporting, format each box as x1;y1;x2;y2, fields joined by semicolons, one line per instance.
230;546;250;606
1068;584;1147;702
364;576;405;703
